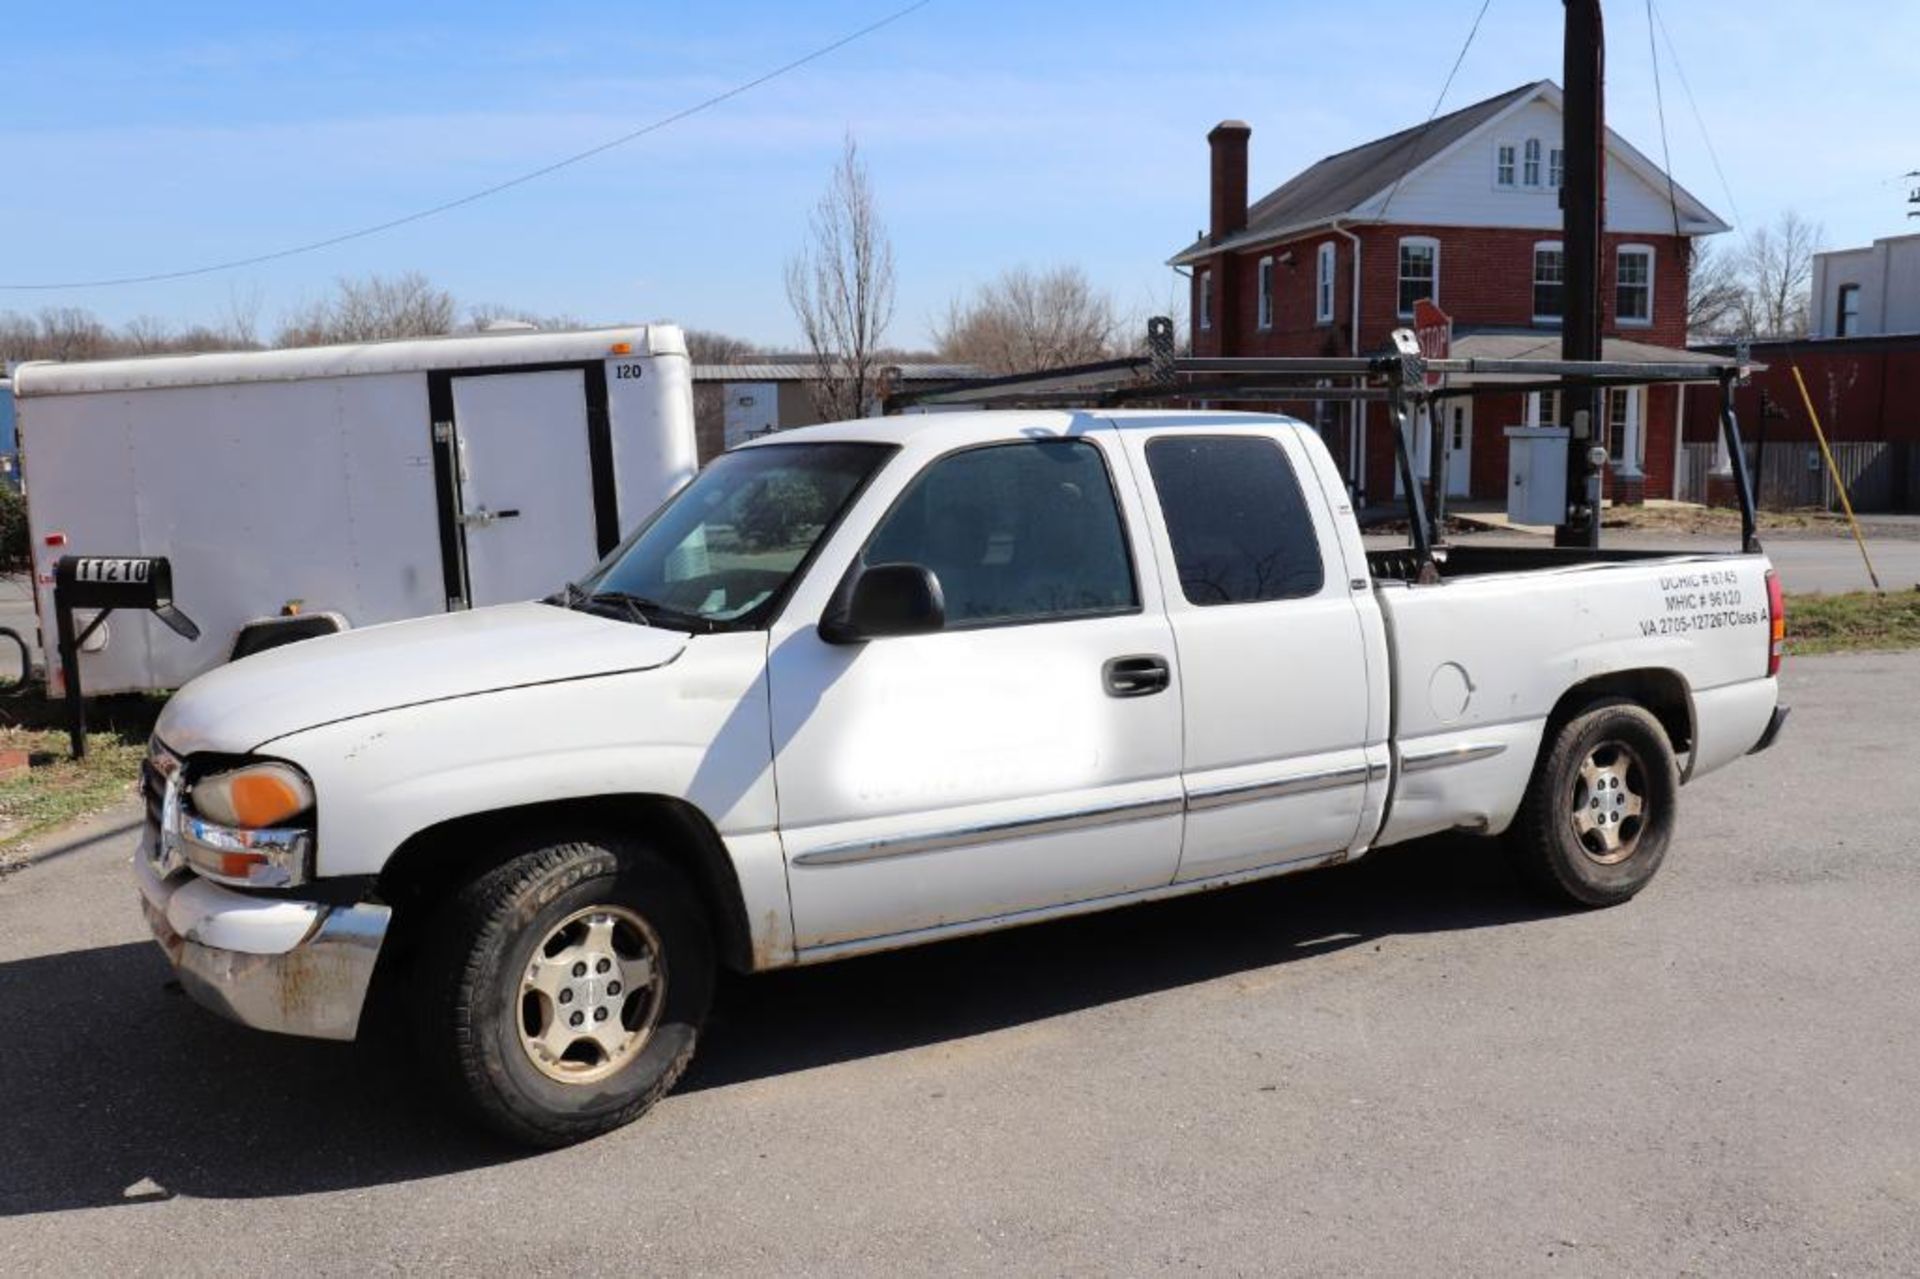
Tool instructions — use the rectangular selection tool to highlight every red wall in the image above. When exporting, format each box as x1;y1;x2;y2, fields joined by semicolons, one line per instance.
1195;224;1694;502
1682;339;1920;446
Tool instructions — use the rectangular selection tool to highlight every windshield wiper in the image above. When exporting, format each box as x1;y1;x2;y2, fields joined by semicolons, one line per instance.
588;591;733;634
547;580;590;609
585;590;656;628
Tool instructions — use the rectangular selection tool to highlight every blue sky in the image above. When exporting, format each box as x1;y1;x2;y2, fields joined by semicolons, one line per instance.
3;1;1914;349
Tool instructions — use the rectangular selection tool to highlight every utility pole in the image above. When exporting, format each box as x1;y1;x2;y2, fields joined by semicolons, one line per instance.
1557;0;1606;548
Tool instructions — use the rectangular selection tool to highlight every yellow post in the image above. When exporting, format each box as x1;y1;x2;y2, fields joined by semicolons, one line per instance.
1790;364;1882;594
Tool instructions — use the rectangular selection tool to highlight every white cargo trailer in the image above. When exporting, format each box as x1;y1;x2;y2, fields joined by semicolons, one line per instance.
13;325;695;693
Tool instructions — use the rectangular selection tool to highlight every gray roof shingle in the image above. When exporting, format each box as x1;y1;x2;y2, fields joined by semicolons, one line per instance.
1170;81;1546;263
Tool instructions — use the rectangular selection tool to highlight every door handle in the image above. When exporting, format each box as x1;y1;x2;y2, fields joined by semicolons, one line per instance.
460;507;521;528
1103;654;1171;698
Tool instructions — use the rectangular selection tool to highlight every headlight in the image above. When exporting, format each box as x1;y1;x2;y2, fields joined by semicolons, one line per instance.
190;762;314;829
173;760;315;888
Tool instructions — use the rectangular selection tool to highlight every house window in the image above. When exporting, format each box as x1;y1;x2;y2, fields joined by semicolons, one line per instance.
1315;242;1336;324
1605;388;1643;468
1397;237;1438;317
1549;147;1565;188
1533;242;1565;322
1837;283;1861;337
1531;389;1561;427
1495;143;1516;188
1616;246;1654;325
1606;389;1629;463
1523;138;1542;187
1198;269;1212;332
1256;256;1275;330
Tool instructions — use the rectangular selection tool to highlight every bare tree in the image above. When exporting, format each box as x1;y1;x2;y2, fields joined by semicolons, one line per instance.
462;302;585;332
277;271;456;347
34;308;112;362
1686;239;1746;340
1737;210;1821;338
220;283;266;348
785;135;896;421
934;265;1121;375
0;312;42;364
122;315;176;354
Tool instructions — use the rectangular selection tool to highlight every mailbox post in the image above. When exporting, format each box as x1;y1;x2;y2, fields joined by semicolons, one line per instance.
51;556;199;759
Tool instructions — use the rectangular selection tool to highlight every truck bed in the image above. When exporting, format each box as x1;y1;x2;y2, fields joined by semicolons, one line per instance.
1366;542;1737;583
1362;543;1778;850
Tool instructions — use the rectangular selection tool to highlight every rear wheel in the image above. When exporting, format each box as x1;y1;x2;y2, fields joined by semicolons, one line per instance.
1511;699;1680;907
416;837;713;1147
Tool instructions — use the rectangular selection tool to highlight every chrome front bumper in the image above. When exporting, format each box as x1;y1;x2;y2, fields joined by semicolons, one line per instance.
135;829;390;1041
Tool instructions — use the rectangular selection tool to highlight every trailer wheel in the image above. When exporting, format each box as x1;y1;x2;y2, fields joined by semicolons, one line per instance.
1510;698;1679;908
415;836;713;1147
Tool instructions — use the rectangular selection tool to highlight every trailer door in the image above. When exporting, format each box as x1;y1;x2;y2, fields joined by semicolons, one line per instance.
446;369;605;606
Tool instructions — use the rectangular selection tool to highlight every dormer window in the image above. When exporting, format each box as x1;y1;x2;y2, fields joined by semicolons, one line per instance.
1523;138;1542;187
1495;143;1516;188
1549;147;1565;188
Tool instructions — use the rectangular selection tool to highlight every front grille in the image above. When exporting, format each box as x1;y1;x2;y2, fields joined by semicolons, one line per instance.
142;741;181;842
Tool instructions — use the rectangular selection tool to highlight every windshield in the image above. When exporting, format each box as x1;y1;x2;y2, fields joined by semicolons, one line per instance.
573;441;892;629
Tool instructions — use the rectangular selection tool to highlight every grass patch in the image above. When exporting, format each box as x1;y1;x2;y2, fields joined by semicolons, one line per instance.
0;691;164;867
1785;589;1920;656
1602;503;1840;536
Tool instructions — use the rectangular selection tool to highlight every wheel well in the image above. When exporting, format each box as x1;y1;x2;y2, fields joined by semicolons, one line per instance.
1544;668;1694;764
375;794;757;972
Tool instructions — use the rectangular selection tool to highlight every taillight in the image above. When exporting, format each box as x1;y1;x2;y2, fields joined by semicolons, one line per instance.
1765;569;1785;677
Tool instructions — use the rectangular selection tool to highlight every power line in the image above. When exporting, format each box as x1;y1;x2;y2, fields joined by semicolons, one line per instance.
1376;0;1495;221
1649;0;1744;236
1644;0;1682;238
0;0;937;291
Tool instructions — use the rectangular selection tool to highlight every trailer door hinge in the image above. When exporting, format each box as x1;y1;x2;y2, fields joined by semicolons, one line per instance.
433;420;454;444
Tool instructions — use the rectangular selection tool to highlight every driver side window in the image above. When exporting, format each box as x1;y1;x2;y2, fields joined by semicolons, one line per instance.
863;439;1138;627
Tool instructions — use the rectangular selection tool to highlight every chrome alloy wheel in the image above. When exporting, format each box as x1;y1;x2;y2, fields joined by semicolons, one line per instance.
517;904;665;1084
1570;741;1648;865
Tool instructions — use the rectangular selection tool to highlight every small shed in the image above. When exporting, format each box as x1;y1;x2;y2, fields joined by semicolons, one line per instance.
690;359;980;457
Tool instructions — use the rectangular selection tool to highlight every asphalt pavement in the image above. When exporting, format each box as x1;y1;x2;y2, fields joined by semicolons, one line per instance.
1;653;1916;1274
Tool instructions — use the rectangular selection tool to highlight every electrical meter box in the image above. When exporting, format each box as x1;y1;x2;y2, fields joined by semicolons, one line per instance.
1505;426;1569;526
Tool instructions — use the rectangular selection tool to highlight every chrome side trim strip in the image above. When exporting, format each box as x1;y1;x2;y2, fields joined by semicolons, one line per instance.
790;794;1186;868
1186;763;1372;812
1399;741;1509;774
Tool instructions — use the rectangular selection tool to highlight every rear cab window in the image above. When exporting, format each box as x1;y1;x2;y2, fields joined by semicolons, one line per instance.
1143;434;1325;605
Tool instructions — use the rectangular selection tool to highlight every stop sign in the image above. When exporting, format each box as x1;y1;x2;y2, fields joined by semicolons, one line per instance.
1412;298;1452;389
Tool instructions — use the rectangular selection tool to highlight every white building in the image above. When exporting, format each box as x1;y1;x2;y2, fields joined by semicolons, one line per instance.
1810;232;1920;337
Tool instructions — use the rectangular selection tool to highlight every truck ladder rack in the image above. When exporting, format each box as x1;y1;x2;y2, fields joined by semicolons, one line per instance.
882;317;1762;572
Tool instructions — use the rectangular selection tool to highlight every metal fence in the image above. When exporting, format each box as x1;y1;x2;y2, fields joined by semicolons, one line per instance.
1675;440;1916;512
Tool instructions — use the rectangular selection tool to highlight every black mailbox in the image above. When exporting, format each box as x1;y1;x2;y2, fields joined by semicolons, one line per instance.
51;555;199;758
54;557;197;634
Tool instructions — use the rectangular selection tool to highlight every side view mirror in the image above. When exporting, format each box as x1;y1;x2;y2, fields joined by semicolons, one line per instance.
819;562;946;645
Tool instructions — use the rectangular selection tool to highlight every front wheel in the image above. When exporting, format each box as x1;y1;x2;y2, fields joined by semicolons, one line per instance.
1510;699;1680;908
416;837;714;1147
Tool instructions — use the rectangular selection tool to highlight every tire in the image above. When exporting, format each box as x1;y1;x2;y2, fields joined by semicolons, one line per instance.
416;836;713;1147
1510;698;1680;908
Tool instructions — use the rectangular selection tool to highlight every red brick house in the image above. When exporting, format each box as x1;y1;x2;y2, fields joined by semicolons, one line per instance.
1169;81;1729;506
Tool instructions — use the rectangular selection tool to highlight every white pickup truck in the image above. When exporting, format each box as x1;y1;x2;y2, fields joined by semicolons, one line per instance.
136;408;1787;1145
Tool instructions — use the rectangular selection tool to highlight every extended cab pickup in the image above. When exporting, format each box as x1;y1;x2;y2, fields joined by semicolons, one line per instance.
136;409;1787;1144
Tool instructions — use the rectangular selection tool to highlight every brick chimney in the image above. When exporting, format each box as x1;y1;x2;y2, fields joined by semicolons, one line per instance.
1208;120;1251;244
